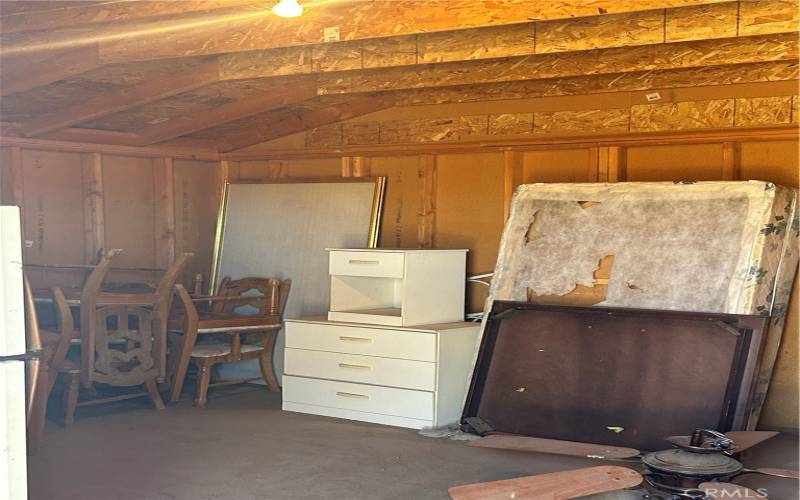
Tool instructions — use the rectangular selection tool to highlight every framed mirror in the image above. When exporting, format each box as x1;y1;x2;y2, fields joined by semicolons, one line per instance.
210;177;385;378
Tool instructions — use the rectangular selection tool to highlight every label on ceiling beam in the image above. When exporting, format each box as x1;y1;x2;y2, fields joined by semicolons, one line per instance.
323;26;341;42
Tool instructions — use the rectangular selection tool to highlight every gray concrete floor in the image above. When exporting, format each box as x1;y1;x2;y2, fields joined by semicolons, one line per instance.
29;386;800;500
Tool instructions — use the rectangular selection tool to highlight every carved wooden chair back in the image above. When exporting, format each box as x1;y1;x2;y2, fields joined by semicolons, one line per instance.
212;277;291;318
92;305;158;387
154;252;193;316
79;249;122;386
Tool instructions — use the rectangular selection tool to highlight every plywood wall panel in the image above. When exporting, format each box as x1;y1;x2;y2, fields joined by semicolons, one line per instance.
436;152;505;312
362;36;417;68
16;149;87;289
311;42;362;72
626;143;725;181
630;99;734;132
0;148;16;206
735;96;794;127
343;121;380;145
418;23;533;63
740;140;800;188
665;1;737;42
534;108;630;135
379;116;488;144
173;159;222;289
283;158;341;178
20;149;85;266
102;154;156;271
489;113;533;135
534;10;664;54
739;0;800;36
521;148;594;183
306;123;342;148
370;156;419;248
219;46;312;79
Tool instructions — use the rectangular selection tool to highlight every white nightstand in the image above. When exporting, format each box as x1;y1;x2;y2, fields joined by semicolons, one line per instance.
327;248;468;326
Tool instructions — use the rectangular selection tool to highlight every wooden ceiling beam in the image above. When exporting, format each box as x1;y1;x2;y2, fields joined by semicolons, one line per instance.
137;78;319;145
19;59;221;137
0;43;99;96
217;95;396;152
0;0;727;65
391;61;799;107
316;33;799;95
0;1;266;35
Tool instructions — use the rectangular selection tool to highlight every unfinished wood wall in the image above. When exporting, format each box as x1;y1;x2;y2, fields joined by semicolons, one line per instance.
0;146;222;291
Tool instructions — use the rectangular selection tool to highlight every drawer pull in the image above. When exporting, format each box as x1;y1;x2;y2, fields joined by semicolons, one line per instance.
336;391;369;399
348;259;380;265
338;362;371;370
339;336;373;343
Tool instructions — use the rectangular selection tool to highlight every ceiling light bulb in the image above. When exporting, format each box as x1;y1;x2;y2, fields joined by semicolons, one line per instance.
273;0;303;17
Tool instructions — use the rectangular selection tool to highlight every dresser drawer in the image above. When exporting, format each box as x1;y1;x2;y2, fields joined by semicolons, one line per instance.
284;348;436;391
283;376;434;421
285;321;437;362
329;250;405;278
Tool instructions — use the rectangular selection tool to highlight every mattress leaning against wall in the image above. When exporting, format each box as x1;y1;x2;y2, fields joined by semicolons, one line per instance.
485;180;799;429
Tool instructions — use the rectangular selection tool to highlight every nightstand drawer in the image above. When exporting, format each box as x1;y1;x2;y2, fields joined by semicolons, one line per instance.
329;250;405;278
285;321;437;362
283;376;434;421
284;348;436;391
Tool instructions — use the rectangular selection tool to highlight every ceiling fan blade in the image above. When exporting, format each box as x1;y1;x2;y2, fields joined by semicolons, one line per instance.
448;466;642;500
748;467;799;479
725;431;779;452
470;434;641;459
698;482;766;499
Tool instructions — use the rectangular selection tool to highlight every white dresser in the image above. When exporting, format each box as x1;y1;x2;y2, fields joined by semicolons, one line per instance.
282;317;480;429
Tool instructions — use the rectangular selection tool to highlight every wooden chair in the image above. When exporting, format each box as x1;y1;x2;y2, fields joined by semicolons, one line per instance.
58;249;166;426
169;277;291;408
88;252;193;383
23;276;76;453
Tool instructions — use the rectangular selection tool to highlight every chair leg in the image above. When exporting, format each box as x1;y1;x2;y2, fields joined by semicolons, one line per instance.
27;361;50;455
258;331;281;392
62;372;80;428
195;361;212;409
169;339;193;403
144;379;165;410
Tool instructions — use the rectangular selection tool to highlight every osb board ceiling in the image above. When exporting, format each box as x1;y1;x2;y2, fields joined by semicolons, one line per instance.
0;0;797;152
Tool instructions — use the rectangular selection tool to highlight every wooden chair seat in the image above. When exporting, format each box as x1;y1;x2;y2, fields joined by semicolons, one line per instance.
35;287;158;306
191;343;262;358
